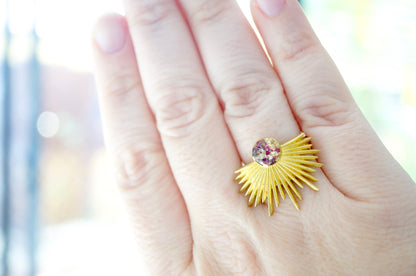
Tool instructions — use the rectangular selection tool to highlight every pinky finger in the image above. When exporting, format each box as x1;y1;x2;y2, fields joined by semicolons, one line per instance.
92;14;192;274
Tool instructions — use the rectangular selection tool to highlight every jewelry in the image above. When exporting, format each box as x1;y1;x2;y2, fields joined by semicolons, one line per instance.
235;133;323;216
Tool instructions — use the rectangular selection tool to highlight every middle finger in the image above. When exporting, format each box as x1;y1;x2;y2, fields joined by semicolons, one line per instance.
178;0;300;163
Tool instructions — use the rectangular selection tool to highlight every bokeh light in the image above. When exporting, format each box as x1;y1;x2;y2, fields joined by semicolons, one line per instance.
37;111;59;138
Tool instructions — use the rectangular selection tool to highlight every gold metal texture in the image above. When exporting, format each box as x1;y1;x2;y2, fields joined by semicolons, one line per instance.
235;133;323;215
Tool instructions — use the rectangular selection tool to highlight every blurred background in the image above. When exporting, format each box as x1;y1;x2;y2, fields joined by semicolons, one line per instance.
0;0;415;275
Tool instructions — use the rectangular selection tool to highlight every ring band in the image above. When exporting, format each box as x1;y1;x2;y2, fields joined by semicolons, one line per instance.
234;133;323;216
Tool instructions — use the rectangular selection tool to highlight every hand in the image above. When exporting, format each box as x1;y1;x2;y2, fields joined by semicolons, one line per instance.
92;0;416;275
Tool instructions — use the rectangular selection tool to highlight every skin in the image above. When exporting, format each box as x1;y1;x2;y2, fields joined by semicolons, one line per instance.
92;0;416;275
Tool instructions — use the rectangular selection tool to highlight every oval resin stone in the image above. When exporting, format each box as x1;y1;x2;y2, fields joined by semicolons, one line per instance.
252;138;281;166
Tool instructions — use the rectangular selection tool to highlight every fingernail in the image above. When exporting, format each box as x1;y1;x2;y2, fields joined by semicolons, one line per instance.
257;0;286;17
94;15;127;54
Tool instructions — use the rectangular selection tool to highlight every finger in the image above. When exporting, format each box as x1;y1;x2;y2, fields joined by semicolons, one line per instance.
92;14;192;274
177;0;299;164
122;1;244;218
251;0;413;200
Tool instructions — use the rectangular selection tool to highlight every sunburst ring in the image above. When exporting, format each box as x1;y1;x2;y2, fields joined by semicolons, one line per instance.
234;133;323;216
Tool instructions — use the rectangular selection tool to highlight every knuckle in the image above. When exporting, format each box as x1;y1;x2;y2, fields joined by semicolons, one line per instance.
191;0;231;25
113;144;163;189
152;83;206;137
371;192;416;230
296;92;356;129
220;77;277;119
279;30;318;61
197;227;262;275
103;73;141;98
126;0;173;27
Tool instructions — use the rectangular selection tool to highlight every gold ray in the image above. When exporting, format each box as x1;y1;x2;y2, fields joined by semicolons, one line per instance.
279;164;304;188
240;178;253;192
240;182;250;193
297;176;319;191
239;168;255;191
282;133;306;146
246;166;263;196
283;148;313;155
282;144;313;152
271;166;285;200
284;157;323;167
273;165;288;201
234;166;245;175
255;175;264;207
276;164;300;210
267;172;273;215
282;137;312;149
262;169;269;203
235;169;248;182
251;167;267;205
282;136;316;148
284;149;320;156
279;163;319;191
280;162;318;182
246;177;257;197
271;174;279;208
268;199;273;216
283;138;311;146
248;169;264;206
239;165;260;192
281;159;316;173
238;173;251;184
282;180;299;210
276;164;302;200
285;155;319;161
283;144;311;152
240;180;251;193
238;164;258;181
257;168;269;206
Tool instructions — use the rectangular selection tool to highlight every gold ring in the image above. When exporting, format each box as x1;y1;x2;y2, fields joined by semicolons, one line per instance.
235;133;323;216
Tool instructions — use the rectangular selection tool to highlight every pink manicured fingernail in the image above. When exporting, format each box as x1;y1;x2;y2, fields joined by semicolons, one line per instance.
257;0;286;17
94;15;127;54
